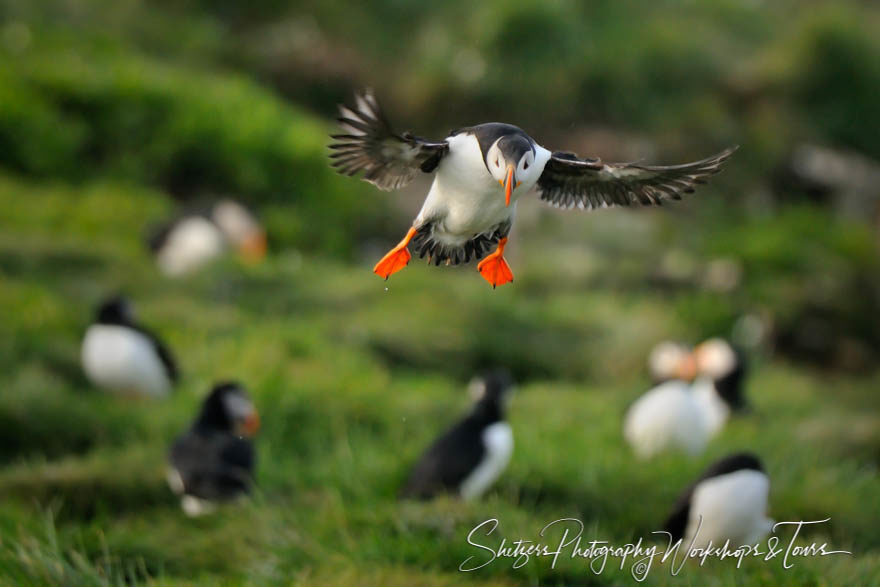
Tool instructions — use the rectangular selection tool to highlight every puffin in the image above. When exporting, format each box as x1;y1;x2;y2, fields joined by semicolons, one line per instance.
329;89;737;287
81;296;178;397
662;452;774;550
148;199;267;277
623;338;747;458
167;381;260;516
400;370;514;500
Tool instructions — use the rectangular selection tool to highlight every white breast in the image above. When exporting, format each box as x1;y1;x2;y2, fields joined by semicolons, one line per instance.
685;470;773;549
156;217;226;276
624;381;709;458
81;325;172;397
459;421;513;500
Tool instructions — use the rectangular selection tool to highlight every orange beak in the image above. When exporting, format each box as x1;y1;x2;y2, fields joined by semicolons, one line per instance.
675;353;698;382
242;410;261;437
239;231;267;262
503;164;515;206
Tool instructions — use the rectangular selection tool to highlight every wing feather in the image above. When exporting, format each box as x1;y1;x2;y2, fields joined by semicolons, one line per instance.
537;146;737;210
328;89;449;191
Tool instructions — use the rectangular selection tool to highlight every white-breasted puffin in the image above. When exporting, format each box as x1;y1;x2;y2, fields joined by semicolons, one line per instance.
147;199;266;277
167;381;259;516
662;452;774;550
624;338;747;458
81;296;178;397
400;370;514;500
329;90;737;287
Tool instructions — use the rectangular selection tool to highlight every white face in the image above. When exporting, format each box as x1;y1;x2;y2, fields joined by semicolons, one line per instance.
468;376;487;401
212;200;262;245
485;140;538;189
648;341;691;380
694;338;737;379
222;390;257;435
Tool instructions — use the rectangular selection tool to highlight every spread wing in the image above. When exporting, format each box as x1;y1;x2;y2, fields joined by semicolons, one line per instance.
328;89;449;190
536;146;737;210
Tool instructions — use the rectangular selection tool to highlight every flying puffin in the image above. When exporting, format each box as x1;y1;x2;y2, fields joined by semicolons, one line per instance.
624;338;747;458
167;381;259;516
148;199;266;277
81;296;178;397
329;90;737;287
662;452;774;550
400;370;514;500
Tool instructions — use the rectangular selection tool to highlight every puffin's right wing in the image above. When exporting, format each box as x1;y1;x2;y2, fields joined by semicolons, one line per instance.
536;146;737;210
329;90;449;191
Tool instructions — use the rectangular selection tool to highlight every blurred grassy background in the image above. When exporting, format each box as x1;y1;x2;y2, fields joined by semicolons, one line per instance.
0;0;878;584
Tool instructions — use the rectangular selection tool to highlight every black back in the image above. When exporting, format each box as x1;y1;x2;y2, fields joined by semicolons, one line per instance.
94;296;179;384
662;452;765;541
400;370;513;499
713;350;748;411
169;382;256;500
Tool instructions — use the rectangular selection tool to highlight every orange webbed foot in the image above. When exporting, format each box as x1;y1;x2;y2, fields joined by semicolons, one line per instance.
373;227;417;280
477;237;514;288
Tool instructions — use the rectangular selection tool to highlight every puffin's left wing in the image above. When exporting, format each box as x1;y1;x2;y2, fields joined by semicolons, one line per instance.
536;146;737;210
329;90;449;191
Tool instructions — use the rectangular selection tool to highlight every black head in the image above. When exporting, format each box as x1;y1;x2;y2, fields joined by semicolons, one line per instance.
457;123;537;206
95;296;134;325
495;134;534;165
469;368;515;421
194;381;260;437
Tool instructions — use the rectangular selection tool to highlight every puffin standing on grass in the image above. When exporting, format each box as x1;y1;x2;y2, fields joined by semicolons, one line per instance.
624;338;748;458
400;370;514;500
662;452;774;550
81;296;178;397
329;90;737;287
168;382;260;516
148;199;267;277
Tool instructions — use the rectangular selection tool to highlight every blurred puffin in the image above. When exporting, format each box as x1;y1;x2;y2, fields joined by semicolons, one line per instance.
81;296;178;397
662;452;774;550
400;370;514;500
168;382;259;516
148;199;266;276
330;89;736;287
624;338;747;458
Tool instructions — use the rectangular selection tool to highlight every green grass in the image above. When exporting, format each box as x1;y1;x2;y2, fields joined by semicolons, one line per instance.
0;173;878;585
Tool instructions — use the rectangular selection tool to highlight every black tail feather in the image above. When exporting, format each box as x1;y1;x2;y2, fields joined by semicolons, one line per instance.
412;227;507;266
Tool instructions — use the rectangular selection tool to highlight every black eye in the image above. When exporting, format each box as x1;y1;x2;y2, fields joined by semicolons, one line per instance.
494;158;499;167
523;161;529;170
